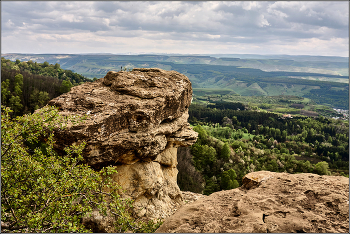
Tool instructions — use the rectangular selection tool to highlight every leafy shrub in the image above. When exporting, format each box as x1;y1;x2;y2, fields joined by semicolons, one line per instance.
1;106;162;233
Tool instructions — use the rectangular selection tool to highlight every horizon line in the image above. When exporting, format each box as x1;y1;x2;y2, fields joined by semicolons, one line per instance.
2;52;349;58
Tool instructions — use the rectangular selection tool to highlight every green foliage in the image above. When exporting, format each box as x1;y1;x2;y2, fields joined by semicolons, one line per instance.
1;79;11;105
232;180;239;189
203;177;220;195
227;169;237;180
59;79;74;94
220;171;233;190
221;170;239;190
9;95;23;116
191;143;217;170
43;61;49;67
314;161;330;175
1;106;162;233
220;143;230;160
188;102;348;195
1;58;93;117
193;125;209;145
29;89;50;111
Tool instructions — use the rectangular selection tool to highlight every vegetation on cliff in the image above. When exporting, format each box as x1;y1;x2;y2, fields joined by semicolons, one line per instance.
1;106;162;233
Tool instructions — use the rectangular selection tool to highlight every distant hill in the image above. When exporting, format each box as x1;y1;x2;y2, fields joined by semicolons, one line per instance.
2;53;349;109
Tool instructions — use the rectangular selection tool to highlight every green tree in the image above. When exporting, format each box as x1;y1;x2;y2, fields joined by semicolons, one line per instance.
281;130;287;141
193;125;209;145
314;161;330;175
220;168;239;190
227;168;237;181
14;73;23;85
220;143;230;160
42;61;49;67
203;145;217;165
232;179;239;189
221;171;233;190
1;79;11;105
203;176;220;195
327;136;333;143
191;143;217;170
1;106;162;233
9;96;23;116
14;73;24;96
59;79;73;94
30;89;50;111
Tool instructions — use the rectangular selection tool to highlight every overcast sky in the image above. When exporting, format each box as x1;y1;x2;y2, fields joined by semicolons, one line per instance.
1;1;349;56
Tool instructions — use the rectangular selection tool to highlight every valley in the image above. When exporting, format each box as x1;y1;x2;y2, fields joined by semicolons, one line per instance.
2;53;349;110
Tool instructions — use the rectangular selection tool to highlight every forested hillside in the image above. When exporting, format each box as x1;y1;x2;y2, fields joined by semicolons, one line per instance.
177;103;349;195
1;57;91;116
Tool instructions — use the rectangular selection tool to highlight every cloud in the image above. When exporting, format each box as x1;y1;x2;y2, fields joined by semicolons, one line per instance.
1;1;348;56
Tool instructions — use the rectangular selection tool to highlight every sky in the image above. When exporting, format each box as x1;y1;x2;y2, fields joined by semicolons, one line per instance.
1;1;349;57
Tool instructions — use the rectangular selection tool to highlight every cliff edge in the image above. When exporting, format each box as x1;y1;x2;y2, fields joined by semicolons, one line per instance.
156;171;349;233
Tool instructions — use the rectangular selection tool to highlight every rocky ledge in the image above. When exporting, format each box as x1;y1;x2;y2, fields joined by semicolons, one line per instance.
48;68;198;221
156;171;349;233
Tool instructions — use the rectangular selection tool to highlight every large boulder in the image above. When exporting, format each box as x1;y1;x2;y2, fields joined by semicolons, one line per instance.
48;68;198;220
156;171;349;233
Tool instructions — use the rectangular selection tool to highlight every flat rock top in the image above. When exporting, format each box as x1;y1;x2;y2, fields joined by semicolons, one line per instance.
156;171;349;233
49;68;192;125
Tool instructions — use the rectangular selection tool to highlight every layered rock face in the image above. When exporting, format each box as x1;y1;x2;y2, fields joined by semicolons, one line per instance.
156;171;349;233
48;68;198;220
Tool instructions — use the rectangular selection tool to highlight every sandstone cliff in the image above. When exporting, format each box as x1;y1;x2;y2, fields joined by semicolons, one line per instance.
48;68;198;222
156;171;349;233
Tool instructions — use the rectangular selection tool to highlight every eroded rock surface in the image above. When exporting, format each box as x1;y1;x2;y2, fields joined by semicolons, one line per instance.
156;171;349;233
48;68;198;220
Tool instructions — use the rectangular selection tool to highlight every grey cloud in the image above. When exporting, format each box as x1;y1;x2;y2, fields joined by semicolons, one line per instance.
3;1;347;37
57;21;110;33
1;1;348;56
92;1;121;13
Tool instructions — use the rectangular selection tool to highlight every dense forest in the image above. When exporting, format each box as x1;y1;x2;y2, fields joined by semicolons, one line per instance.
1;57;91;116
177;103;349;195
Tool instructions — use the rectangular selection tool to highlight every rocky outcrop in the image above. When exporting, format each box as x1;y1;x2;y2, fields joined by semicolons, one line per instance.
156;171;349;233
48;68;198;220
